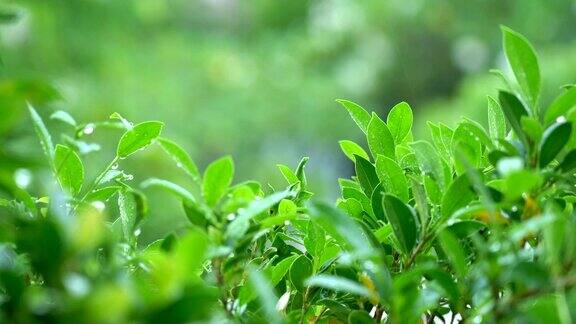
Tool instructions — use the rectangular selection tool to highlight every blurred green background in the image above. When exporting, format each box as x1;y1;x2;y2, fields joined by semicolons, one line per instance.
1;0;575;242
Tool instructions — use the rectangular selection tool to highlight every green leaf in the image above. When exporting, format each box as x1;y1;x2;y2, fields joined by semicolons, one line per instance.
382;194;419;254
502;26;541;109
202;156;234;207
367;112;395;160
305;275;372;298
499;91;529;144
411;141;446;189
557;150;576;173
387;101;413;143
441;173;476;220
118;190;138;244
375;154;409;202
85;186;121;202
521;116;543;143
247;267;282;324
54;144;84;196
141;178;196;205
354;155;379;197
348;310;374;324
339;140;369;161
28;104;55;166
277;164;299;184
225;190;294;244
183;201;208;228
487;95;507;142
539;122;572;167
157;137;200;182
289;255;313;292
544;87;576;124
117;121;164;158
309;202;374;257
336;99;371;134
50;110;77;127
438;230;467;278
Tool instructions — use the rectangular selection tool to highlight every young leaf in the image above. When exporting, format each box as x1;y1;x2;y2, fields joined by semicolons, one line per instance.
499;91;529;144
487;95;507;141
225;190;294;244
411;141;446;189
54;144;84;196
382;194;419;254
117;121;164;158
118;190;138;244
28;104;55;166
50;110;77;127
336;99;371;134
157;137;200;182
305;275;372;298
387;101;413;143
375;154;409;202
539;122;572;167
202;156;234;207
502;26;541;109
277;164;299;184
141;178;196;205
354;155;379;197
544;87;576;125
367;112;395;160
339;140;369;161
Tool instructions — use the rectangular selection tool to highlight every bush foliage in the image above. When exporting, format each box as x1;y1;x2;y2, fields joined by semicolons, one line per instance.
2;28;576;323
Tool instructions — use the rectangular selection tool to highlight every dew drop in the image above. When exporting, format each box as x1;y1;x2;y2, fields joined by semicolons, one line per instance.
134;228;141;236
226;213;236;221
176;162;183;168
14;168;32;189
111;164;119;170
556;116;567;123
124;174;134;181
83;123;95;135
91;201;105;211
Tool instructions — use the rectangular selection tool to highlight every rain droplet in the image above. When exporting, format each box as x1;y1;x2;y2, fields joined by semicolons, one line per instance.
556;116;567;123
111;164;119;170
91;201;105;211
124;174;134;181
176;162;183;168
134;228;141;236
511;205;518;212
226;213;236;221
14;168;32;189
83;123;95;135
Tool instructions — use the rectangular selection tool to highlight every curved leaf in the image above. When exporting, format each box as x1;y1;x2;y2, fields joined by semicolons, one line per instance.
54;144;84;196
539;122;572;167
382;194;419;254
117;121;164;158
387;101;413;143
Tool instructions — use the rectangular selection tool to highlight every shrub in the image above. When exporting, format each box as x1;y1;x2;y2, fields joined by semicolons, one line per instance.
1;27;576;323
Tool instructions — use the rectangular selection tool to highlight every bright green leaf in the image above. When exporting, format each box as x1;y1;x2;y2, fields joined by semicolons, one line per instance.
202;156;234;207
117;121;164;158
336;99;371;134
54;144;84;196
387;101;413;143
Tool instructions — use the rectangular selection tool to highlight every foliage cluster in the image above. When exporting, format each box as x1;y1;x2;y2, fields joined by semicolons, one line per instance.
1;28;576;323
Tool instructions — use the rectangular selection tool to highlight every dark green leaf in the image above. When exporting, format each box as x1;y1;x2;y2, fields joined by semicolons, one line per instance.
289;255;313;292
354;155;379;197
539;122;572;167
499;91;529;144
382;194;419;254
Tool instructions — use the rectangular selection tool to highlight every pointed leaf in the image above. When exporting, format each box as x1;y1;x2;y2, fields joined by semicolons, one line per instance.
28;104;55;166
339;140;369;161
539;122;572;167
354;155;379;197
487;95;507;141
337;99;371;134
157;137;200;182
387;101;413;143
499;91;529;144
375;154;408;202
411;141;446;189
544;87;576;125
367;112;395;159
117;121;164;158
382;194;419;254
54;144;84;196
502;26;541;109
202;156;234;207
